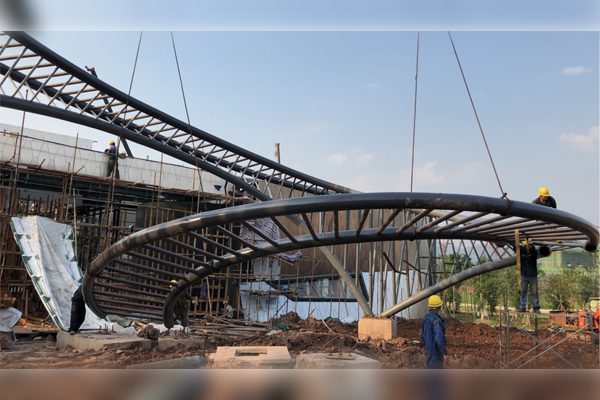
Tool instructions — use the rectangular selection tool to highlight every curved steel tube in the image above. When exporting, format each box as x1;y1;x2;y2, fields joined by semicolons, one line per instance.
81;192;598;326
379;256;517;317
3;32;597;326
0;31;369;315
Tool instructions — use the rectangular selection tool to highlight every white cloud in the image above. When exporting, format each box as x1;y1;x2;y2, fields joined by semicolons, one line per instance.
562;66;590;75
325;152;347;165
456;161;485;184
325;147;373;166
559;126;599;152
393;161;446;191
411;161;446;185
347;172;379;192
366;82;380;89
356;153;373;165
348;147;373;165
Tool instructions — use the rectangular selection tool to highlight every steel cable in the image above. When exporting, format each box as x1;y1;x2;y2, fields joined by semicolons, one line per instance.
102;32;144;248
170;32;209;213
447;32;507;199
409;32;420;192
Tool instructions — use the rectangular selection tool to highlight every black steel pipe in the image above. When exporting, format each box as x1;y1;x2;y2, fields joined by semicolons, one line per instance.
81;193;598;323
96;304;163;317
104;266;175;286
142;244;214;269
164;237;224;261
96;274;170;292
112;258;185;280
380;256;518;317
538;246;552;258
126;250;207;274
94;282;167;298
185;230;243;257
92;290;164;304
96;297;164;311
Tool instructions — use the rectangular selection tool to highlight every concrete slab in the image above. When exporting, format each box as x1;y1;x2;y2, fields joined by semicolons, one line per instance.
209;346;293;369
57;331;151;352
358;317;397;341
295;353;380;369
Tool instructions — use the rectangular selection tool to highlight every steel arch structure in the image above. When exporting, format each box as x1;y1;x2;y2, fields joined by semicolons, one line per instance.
80;193;598;327
0;30;373;314
2;32;598;325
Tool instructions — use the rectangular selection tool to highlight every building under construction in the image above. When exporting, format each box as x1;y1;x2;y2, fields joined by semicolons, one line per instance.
1;123;436;325
0;31;597;345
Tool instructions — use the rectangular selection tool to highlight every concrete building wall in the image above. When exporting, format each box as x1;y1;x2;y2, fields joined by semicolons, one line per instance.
0;128;221;193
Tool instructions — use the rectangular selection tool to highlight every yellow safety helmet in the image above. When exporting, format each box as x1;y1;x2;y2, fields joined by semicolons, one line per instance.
109;140;115;145
538;187;549;196
170;279;177;286
428;295;443;308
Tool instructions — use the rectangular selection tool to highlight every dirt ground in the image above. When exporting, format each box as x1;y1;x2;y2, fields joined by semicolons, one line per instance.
1;312;597;369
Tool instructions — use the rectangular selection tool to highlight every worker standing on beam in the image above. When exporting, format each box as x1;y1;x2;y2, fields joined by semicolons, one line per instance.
518;239;541;313
421;295;449;369
532;187;556;208
105;140;120;179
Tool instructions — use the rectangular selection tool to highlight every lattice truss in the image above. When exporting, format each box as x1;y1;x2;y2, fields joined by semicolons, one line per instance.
81;193;598;325
0;31;352;201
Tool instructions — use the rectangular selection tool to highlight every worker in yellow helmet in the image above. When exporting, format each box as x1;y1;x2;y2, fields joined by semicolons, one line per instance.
532;187;556;209
421;295;449;369
170;280;198;328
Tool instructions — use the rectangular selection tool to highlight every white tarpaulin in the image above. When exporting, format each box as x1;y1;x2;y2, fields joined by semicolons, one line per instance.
10;216;109;331
0;307;22;332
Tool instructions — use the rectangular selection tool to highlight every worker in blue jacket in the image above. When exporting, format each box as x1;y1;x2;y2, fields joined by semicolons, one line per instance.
105;140;120;179
421;295;449;369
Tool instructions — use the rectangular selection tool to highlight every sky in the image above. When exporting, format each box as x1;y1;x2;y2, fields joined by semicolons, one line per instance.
0;7;598;226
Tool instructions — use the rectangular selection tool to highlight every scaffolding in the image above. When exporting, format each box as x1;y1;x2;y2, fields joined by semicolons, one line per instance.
0;127;258;321
499;310;597;369
0;127;440;324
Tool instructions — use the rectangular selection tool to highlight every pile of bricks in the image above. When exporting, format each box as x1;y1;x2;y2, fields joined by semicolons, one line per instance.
0;292;17;307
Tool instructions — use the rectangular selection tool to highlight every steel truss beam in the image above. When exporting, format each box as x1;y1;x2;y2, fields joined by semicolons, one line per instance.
0;31;371;315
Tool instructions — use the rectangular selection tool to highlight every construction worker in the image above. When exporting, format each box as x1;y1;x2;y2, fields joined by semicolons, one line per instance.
105;140;120;179
532;187;556;208
171;280;198;328
421;294;449;369
518;239;540;313
68;284;86;334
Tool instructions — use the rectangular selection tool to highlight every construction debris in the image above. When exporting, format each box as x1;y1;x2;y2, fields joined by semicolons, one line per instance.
126;355;205;369
137;325;160;341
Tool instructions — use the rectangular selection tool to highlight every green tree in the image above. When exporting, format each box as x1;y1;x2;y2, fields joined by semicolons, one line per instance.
541;267;599;311
440;254;471;313
491;265;520;310
576;266;600;307
543;270;573;310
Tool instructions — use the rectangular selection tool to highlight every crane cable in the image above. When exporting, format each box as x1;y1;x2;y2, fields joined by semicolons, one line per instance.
102;31;144;249
170;32;209;213
409;32;420;193
448;32;507;199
